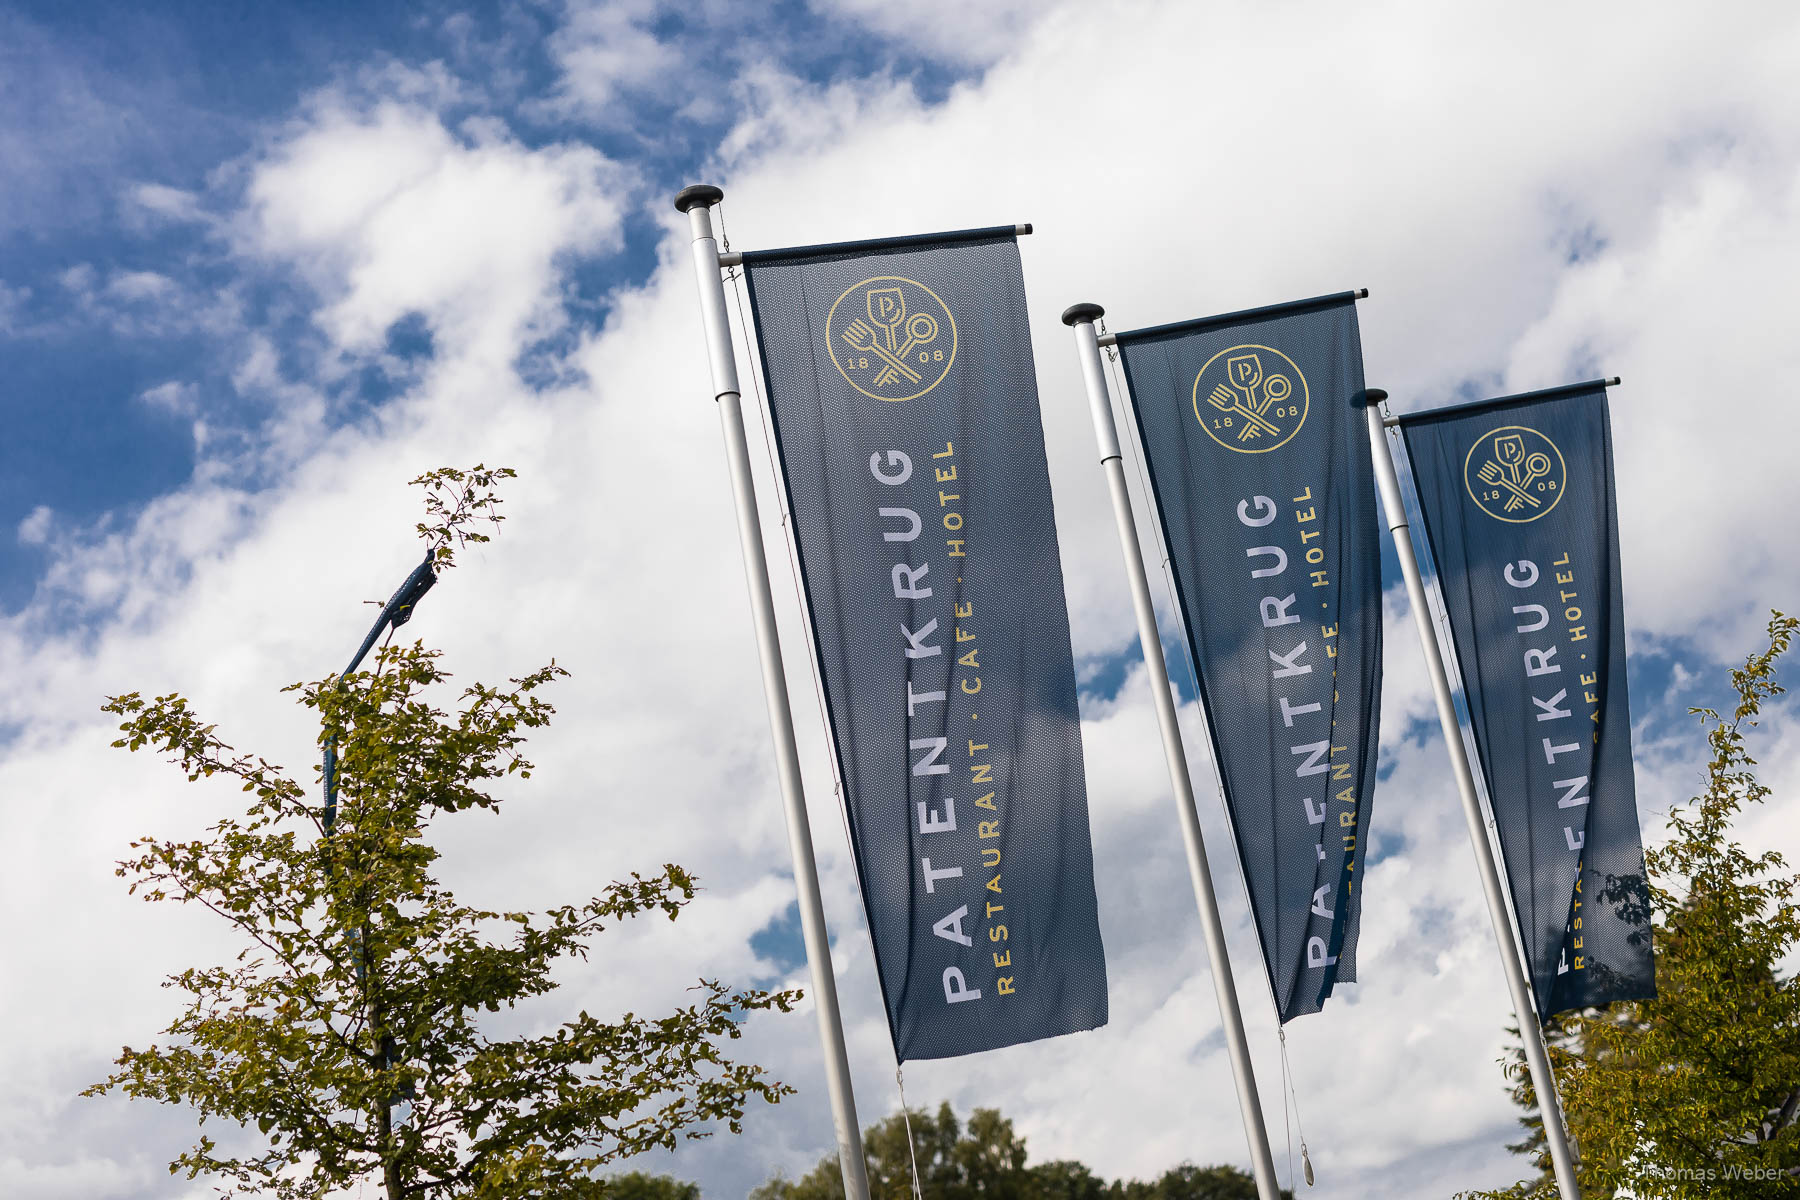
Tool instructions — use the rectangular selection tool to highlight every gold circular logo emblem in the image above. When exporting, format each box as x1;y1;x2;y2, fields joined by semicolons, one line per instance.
1191;345;1309;452
1464;425;1566;523
825;275;957;402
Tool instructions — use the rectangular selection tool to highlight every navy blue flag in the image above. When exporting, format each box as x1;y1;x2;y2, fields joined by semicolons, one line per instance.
1115;293;1382;1023
741;227;1107;1061
1399;382;1655;1017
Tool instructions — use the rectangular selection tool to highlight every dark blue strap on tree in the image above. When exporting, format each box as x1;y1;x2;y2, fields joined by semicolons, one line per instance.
322;551;438;831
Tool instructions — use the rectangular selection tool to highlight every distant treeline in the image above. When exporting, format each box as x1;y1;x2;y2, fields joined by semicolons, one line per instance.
611;1101;1289;1200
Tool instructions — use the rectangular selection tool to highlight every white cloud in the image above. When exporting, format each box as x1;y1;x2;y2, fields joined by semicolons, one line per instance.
16;506;53;547
245;97;634;369
136;381;198;416
125;182;209;227
541;0;682;118
811;0;1044;65
4;2;1800;1198
713;63;926;173
57;263;97;296
103;270;177;303
1501;162;1800;654
0;280;26;333
37;263;234;341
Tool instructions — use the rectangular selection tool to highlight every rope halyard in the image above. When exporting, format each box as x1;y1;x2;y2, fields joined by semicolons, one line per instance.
1280;1027;1316;1187
1104;338;1264;940
1104;337;1309;1187
896;1066;924;1200
722;207;868;914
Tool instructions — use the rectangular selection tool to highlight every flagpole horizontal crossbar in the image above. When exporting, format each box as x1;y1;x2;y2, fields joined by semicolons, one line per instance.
1103;288;1367;347
724;223;1031;269
1386;376;1621;427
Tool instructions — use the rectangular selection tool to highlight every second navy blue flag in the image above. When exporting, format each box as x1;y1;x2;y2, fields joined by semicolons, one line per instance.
1116;293;1382;1022
742;227;1107;1061
1400;382;1655;1018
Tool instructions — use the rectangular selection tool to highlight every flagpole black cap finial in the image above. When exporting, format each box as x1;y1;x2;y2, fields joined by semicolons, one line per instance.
674;184;724;213
1365;388;1389;403
1061;302;1105;327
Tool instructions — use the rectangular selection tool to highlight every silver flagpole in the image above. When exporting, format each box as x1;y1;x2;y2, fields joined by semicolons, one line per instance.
674;184;871;1200
1063;304;1281;1200
1364;389;1581;1200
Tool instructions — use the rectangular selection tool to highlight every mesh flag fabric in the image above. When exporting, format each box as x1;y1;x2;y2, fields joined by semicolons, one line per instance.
741;228;1107;1061
1115;293;1382;1022
1400;383;1655;1017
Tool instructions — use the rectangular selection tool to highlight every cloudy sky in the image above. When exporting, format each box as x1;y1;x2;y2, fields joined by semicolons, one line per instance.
4;1;1799;1196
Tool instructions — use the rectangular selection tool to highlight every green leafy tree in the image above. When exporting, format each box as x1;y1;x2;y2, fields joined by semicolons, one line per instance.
602;1172;701;1200
85;467;799;1199
1110;1163;1271;1200
1027;1159;1109;1200
753;1101;1285;1200
750;1102;1012;1200
1465;1017;1613;1199
1468;613;1800;1198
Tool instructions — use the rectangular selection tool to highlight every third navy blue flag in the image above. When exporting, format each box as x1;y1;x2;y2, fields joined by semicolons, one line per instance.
741;226;1107;1060
1115;293;1382;1022
1400;382;1655;1017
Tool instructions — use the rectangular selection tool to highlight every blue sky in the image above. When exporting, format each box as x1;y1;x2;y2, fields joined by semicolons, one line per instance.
2;3;1798;1199
0;2;981;612
1;0;1715;726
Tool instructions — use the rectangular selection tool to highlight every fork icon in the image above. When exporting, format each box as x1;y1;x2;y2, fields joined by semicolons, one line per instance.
1203;353;1288;441
1475;435;1552;511
841;319;923;385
